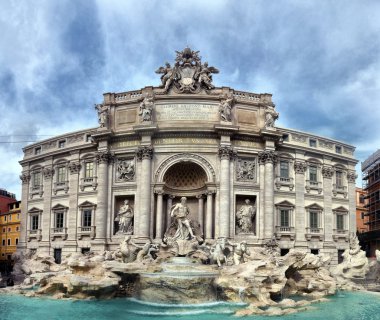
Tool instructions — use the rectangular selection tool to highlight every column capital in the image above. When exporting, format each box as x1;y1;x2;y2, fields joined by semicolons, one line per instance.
136;145;153;161
20;171;31;184
96;151;114;164
43;166;55;180
218;145;236;160
68;162;81;174
196;194;204;199
154;188;164;195
293;160;307;174
347;170;357;183
322;165;334;179
258;150;278;165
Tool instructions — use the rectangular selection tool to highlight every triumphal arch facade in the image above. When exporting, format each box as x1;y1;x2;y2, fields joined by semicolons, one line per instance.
19;48;358;264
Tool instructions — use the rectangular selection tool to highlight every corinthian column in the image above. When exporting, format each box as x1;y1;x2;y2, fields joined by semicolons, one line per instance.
155;189;163;240
19;170;31;251
218;146;234;238
41;163;54;254
67;160;81;248
294;160;307;246
347;171;357;233
95;151;112;244
258;151;277;240
205;191;214;239
322;165;334;242
137;146;153;239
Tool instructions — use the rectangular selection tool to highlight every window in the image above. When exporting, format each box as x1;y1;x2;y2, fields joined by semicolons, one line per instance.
15;238;18;245
310;249;319;255
57;166;66;183
32;171;41;187
2;239;5;246
336;215;344;230
280;209;290;227
85;162;94;179
7;239;11;246
9;215;11;221
280;161;289;178
35;147;41;155
55;211;64;229
31;215;39;230
17;214;20;220
282;134;289;142
54;248;62;264
361;212;365;219
336;171;343;187
359;195;365;204
83;209;92;227
309;166;318;182
4;216;6;222
310;211;319;229
2;227;5;232
86;134;92;142
335;146;342;154
16;226;19;231
309;139;317;147
58;140;66;148
7;227;11;232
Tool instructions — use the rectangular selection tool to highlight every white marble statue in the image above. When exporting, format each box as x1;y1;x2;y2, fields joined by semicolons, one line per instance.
210;238;229;267
264;105;279;129
95;104;109;128
236;199;256;234
139;95;154;122
115;200;134;234
170;197;195;240
230;240;251;265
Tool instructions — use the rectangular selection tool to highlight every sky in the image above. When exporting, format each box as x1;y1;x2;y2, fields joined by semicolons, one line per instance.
0;0;379;199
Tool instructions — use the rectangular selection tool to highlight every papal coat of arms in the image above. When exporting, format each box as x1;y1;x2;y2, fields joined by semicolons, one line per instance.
155;47;219;93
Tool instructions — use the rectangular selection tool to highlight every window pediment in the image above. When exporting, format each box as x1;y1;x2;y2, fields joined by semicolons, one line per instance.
305;203;323;210
333;206;348;214
51;204;68;211
78;201;96;208
275;200;294;208
28;207;42;214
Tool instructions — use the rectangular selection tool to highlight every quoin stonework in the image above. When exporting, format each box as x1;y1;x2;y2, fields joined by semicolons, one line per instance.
19;48;357;264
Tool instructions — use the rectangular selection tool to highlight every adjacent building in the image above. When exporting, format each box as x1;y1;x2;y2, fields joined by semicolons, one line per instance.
0;201;21;262
356;187;368;234
361;150;380;257
18;48;358;265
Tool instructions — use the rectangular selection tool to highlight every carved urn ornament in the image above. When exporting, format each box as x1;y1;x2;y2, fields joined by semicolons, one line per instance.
156;47;219;93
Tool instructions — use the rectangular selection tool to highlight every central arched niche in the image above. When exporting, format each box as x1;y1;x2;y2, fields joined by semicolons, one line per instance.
163;162;208;195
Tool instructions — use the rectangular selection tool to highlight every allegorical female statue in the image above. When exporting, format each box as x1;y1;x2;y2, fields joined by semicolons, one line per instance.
236;199;256;234
115;200;134;234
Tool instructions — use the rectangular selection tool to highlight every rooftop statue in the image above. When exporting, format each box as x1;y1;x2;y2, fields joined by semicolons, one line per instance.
156;47;219;93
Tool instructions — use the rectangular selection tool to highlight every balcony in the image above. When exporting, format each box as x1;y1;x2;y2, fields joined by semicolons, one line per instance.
80;177;98;191
305;227;324;241
50;227;68;240
78;226;96;240
27;229;42;242
332;184;348;198
305;180;322;194
332;229;349;241
275;226;295;240
30;185;43;198
53;181;69;195
275;176;294;191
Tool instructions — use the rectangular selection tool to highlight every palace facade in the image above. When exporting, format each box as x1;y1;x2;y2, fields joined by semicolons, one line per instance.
19;48;357;264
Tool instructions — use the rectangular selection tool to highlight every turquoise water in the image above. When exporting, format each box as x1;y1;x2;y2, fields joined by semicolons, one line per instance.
0;291;380;320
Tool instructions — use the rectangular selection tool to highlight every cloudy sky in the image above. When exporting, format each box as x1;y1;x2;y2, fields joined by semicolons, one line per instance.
1;0;379;199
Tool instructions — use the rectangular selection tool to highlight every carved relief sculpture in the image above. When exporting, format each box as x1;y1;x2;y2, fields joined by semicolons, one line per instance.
115;200;134;234
236;159;256;181
117;159;135;181
264;104;279;129
139;95;154;122
95;104;110;128
219;95;234;122
236;199;256;234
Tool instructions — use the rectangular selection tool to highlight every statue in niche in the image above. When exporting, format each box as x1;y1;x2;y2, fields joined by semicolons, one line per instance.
155;62;175;92
237;160;256;181
264;104;279;129
236;199;256;234
170;197;196;240
95;104;109;128
139;95;154;122
196;62;219;90
117;159;135;181
115;200;134;234
219;95;234;122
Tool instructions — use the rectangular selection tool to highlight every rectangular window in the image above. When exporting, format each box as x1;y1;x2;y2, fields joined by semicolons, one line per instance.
16;226;19;231
32;171;41;187
31;215;39;230
336;171;343;187
309;139;317;147
359;195;365;204
7;227;11;232
57;166;66;183
55;212;64;229
85;162;94;179
282;134;289;142
361;212;365;219
9;215;11;221
58;140;65;148
83;209;92;227
335;146;342;154
15;238;18;245
35;147;41;155
2;227;5;232
280;161;289;178
310;211;319;229
2;239;5;246
4;216;6;222
337;215;344;230
309;166;318;182
280;209;289;227
7;239;11;246
86;134;92;142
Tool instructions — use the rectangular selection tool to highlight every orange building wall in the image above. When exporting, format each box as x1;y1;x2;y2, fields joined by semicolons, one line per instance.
356;187;368;233
0;201;21;261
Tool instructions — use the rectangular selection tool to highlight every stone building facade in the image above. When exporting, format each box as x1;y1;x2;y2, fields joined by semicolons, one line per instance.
19;48;357;264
